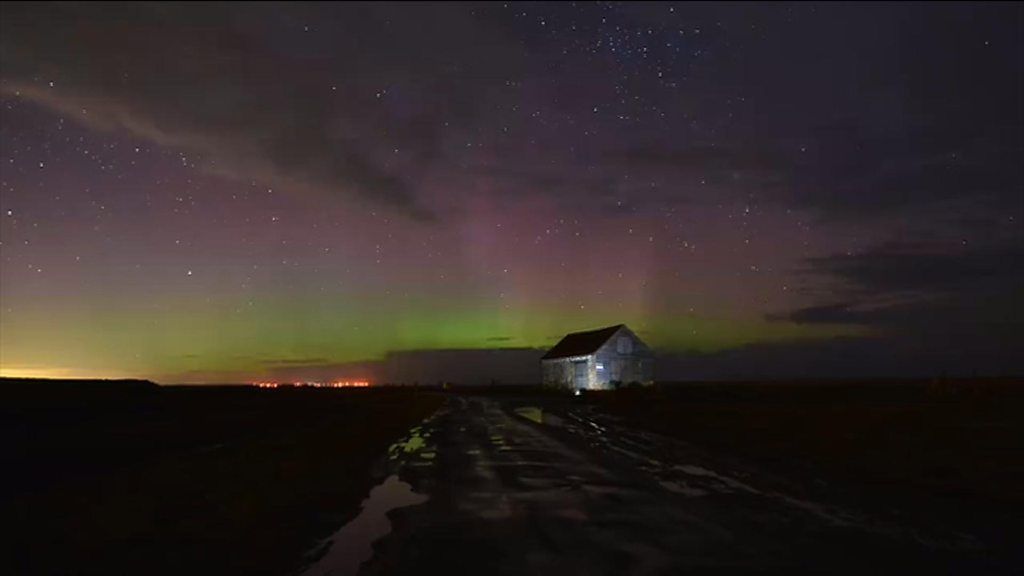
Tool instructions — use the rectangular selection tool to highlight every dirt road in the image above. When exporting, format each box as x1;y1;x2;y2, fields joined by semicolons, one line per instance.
305;395;1010;575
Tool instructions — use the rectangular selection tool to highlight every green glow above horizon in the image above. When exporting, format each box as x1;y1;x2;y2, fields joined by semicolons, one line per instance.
0;289;859;382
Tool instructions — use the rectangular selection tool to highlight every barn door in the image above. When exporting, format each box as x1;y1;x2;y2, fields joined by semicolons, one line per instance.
573;361;587;390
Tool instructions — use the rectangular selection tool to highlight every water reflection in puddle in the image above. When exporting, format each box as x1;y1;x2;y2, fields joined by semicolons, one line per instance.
301;475;428;576
513;406;565;426
514;406;543;424
388;429;427;460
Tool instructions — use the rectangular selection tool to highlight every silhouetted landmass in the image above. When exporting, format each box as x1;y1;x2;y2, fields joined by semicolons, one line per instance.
3;376;158;393
5;377;1021;573
1;380;442;576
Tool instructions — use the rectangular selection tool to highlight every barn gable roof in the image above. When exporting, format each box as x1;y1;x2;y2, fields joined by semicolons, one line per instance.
541;324;625;360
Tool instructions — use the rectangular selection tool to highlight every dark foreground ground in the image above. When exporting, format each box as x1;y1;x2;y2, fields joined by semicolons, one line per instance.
589;380;1024;550
3;379;1021;575
1;379;441;575
353;381;1022;575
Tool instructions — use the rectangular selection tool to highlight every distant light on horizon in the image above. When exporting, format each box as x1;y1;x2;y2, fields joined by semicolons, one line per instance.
252;380;371;389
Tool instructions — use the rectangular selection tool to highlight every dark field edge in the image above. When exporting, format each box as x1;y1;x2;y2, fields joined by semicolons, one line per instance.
578;378;1024;562
2;381;442;576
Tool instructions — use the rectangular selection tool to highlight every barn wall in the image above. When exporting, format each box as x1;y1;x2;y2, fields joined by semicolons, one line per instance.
583;356;596;389
593;349;616;389
541;326;655;391
541;358;574;389
592;327;655;389
542;356;599;389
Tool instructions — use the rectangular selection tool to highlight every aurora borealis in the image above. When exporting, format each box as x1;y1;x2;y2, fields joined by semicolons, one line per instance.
1;3;1021;383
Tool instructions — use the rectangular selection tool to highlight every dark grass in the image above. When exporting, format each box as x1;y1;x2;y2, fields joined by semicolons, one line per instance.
586;379;1024;552
1;379;442;576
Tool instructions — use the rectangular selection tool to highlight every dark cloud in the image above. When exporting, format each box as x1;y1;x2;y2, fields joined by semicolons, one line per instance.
802;242;1024;297
782;295;1023;339
619;126;1022;220
0;3;522;220
381;348;545;385
778;241;1024;362
161;347;546;385
658;336;1023;380
614;127;1021;222
260;358;330;367
780;303;864;325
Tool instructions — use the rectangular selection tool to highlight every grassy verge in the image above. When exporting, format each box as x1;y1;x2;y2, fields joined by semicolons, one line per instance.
2;383;442;575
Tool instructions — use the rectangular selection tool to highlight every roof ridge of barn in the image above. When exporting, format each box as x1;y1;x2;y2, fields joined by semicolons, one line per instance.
540;324;627;360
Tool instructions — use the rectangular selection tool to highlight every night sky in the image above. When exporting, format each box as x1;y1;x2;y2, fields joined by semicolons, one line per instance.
1;3;1021;383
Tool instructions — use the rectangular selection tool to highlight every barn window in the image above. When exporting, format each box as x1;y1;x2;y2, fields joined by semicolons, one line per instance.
596;362;604;371
617;337;632;354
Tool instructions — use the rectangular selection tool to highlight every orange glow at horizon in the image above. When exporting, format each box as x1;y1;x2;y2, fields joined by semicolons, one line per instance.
0;366;138;380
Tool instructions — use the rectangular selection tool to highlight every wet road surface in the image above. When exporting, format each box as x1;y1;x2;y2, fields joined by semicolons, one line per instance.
310;395;1009;575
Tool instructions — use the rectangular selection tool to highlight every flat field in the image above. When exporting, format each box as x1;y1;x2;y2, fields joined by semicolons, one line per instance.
587;379;1023;549
1;379;442;576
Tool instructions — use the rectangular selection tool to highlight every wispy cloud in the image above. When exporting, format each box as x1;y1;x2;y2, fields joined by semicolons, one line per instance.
0;4;520;220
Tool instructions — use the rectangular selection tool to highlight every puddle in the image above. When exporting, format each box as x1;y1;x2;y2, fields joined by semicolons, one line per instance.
513;406;564;426
388;430;427;459
515;406;544;424
301;475;428;576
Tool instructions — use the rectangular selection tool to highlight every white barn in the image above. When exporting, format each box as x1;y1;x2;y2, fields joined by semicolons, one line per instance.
540;324;654;391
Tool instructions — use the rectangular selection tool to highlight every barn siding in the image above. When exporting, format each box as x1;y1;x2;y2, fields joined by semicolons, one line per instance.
542;326;654;390
591;326;654;389
541;358;574;389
